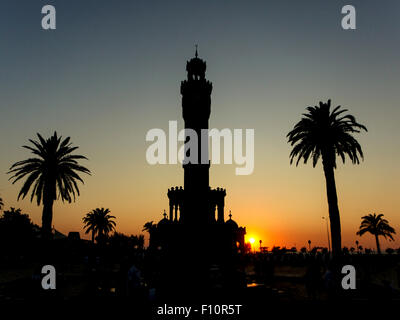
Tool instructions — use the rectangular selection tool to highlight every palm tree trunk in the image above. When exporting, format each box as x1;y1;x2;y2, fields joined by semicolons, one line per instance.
91;230;95;243
323;161;342;256
42;198;54;239
98;231;104;245
375;235;381;254
42;182;56;239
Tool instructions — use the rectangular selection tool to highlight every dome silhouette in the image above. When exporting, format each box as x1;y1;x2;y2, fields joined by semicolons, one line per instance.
225;211;238;229
158;210;171;228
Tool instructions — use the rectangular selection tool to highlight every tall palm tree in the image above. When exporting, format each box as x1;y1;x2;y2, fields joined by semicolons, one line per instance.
8;132;91;237
287;100;367;256
83;208;116;243
356;213;395;254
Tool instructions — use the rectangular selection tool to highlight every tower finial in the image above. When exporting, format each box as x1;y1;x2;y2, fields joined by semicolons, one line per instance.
163;209;167;219
229;210;232;219
195;44;198;58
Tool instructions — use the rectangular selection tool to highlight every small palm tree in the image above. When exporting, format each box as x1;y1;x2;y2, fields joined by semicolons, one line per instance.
143;221;156;233
83;208;116;243
287;100;367;256
82;211;97;242
8;132;91;237
143;221;157;248
356;213;395;254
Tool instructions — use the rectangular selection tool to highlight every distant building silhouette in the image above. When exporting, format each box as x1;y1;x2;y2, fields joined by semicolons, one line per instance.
150;49;246;259
67;231;80;241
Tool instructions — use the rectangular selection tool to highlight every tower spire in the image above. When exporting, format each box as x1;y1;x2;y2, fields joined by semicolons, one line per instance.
195;44;198;58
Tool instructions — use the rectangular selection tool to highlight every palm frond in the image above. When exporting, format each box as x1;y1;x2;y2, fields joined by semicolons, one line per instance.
287;100;367;168
357;213;395;241
8;131;91;205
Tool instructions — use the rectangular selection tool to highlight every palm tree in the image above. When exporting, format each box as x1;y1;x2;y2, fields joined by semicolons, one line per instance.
83;208;116;243
82;211;97;242
0;196;3;210
143;221;157;248
8;132;90;237
356;213;396;254
287;100;367;256
142;221;156;234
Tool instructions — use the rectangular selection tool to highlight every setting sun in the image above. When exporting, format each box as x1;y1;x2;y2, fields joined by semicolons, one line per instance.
249;237;255;244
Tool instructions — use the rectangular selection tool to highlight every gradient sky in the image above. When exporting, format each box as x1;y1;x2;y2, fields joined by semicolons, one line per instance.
1;0;399;250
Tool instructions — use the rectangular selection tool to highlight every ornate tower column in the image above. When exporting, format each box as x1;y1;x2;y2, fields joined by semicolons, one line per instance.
167;188;174;221
216;188;226;223
180;48;212;224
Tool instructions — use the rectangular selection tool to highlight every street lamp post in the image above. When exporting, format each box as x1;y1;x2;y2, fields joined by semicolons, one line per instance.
322;217;331;253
